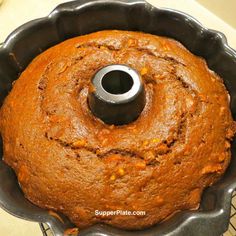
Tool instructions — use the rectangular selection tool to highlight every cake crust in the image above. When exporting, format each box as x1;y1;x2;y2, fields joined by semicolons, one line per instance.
0;30;235;229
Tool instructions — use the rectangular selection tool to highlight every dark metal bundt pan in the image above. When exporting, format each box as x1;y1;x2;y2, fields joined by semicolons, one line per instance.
1;0;236;235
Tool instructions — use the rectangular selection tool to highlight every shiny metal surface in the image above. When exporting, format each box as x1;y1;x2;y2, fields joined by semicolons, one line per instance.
88;64;145;125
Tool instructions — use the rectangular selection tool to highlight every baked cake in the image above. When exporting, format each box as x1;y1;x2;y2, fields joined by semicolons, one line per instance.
0;30;235;229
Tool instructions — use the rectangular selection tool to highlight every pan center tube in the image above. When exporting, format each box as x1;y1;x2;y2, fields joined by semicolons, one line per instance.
88;64;146;125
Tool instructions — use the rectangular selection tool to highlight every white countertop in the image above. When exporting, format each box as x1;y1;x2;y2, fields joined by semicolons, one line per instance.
0;0;236;235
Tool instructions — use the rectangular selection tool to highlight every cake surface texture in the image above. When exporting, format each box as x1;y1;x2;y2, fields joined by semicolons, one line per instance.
0;30;235;229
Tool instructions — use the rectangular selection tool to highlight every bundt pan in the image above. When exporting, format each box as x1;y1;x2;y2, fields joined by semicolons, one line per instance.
0;0;236;235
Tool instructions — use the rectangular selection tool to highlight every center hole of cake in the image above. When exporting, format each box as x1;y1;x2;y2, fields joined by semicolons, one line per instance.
101;70;134;94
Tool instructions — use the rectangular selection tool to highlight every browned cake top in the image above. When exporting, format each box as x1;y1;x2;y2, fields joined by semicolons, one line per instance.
0;30;235;230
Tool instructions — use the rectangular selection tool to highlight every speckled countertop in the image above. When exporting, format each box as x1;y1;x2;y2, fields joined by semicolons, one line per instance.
0;0;236;235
